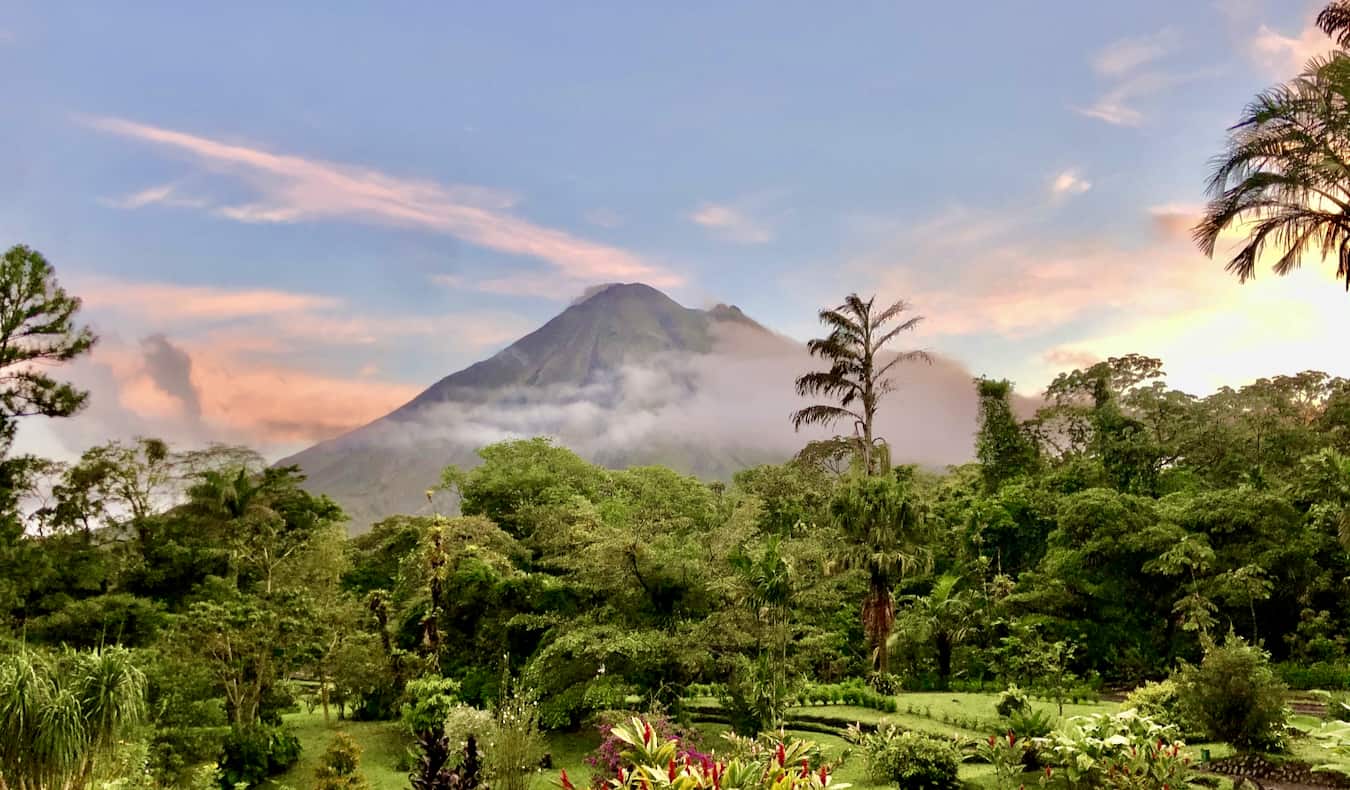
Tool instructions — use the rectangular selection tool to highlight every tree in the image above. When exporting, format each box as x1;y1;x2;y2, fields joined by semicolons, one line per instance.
897;573;975;689
1194;53;1350;290
829;475;931;673
974;378;1038;492
0;645;146;790
0;244;97;452
791;295;928;476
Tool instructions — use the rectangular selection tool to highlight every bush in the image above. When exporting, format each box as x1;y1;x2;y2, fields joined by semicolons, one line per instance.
1176;635;1289;751
218;724;302;789
1275;660;1350;690
489;679;544;790
849;725;961;789
994;684;1030;718
866;672;903;695
1122;679;1202;740
401;675;462;737
1005;707;1055;738
588;718;834;790
314;732;369;790
586;711;704;790
1036;709;1189;790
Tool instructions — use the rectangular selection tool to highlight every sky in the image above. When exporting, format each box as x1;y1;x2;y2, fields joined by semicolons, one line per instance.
3;0;1350;460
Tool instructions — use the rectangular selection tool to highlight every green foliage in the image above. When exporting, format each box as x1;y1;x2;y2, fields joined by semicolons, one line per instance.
1121;679;1201;740
218;724;301;789
975;377;1039;491
401;675;462;738
1005;707;1055;738
1176;635;1290;751
0;645;146;790
314;731;369;790
847;724;961;789
721;654;789;736
593;717;839;790
1035;709;1189;790
994;684;1030;718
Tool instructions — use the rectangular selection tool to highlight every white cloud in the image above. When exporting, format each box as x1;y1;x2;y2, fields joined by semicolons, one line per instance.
1093;27;1181;76
689;202;774;244
1250;22;1337;77
1051;169;1092;197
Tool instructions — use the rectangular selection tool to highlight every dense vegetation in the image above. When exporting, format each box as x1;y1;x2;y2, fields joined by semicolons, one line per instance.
13;7;1350;785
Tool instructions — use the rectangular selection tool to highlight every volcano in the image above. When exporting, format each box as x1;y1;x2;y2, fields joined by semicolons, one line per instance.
281;283;981;531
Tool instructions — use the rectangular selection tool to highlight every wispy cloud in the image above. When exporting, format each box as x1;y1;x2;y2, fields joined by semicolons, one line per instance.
84;116;681;287
1078;29;1207;126
79;278;341;320
1093;27;1180;76
689;200;776;244
1050;169;1092;198
584;207;624;228
101;182;210;210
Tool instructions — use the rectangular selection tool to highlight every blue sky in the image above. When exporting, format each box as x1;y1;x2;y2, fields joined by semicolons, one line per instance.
3;0;1349;456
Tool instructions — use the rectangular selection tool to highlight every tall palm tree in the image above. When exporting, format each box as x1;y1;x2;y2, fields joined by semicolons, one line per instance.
1193;53;1350;290
792;294;928;476
829;476;931;673
0;646;146;790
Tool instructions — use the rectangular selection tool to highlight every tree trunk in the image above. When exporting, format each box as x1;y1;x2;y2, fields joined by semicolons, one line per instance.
936;632;953;690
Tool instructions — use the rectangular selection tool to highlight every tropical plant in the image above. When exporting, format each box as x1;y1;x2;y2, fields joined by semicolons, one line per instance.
411;731;481;790
580;717;842;790
975;731;1028;789
845;724;960;789
0;645;146;790
994;684;1031;719
1319;0;1350;49
1121;679;1202;740
791;294;928;477
1194;52;1350;291
828;475;931;673
1035;709;1190;790
897;573;976;689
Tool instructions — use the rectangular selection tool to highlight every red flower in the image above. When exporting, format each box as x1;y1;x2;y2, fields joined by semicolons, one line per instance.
800;759;810;778
560;770;575;790
1007;730;1016;747
668;759;677;782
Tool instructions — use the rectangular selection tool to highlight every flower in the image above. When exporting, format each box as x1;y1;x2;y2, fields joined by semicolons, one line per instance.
560;769;575;790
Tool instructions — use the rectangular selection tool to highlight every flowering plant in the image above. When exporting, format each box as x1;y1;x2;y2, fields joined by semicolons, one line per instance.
1034;709;1191;790
560;717;846;790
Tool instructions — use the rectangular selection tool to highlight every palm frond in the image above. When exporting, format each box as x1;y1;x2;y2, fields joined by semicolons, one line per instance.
1319;0;1350;49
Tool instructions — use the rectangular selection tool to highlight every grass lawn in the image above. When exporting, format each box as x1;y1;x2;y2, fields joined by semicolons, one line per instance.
270;709;412;790
268;692;1310;790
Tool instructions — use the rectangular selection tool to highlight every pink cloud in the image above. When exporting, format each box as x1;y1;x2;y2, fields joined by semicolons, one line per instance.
1251;22;1336;77
80;278;341;320
86;116;681;287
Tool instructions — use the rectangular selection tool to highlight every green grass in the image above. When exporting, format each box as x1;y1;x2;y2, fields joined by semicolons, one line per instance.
270;710;412;790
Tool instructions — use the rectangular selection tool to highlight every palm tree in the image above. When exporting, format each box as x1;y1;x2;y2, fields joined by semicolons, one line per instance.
0;646;146;790
897;574;975;690
829;476;931;673
792;294;928;476
1320;1;1350;48
1193;53;1350;290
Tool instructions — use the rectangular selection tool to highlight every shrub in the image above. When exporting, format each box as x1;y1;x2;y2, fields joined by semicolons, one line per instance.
1036;709;1189;790
314;732;369;790
1275;660;1350;690
411;731;482;790
1005;707;1055;738
722;655;789;735
1176;635;1289;751
994;684;1030;718
586;711;704;790
848;725;961;789
444;704;495;755
866;672;903;695
1122;679;1202;739
401;675;463;738
583;718;836;790
218;724;302;789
